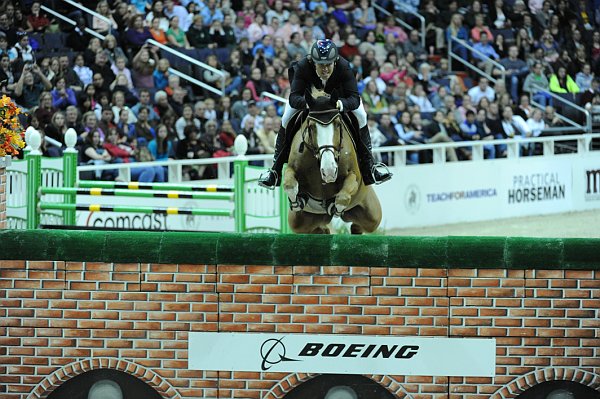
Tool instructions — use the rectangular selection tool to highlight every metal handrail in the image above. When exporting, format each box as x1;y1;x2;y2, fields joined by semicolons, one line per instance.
146;39;226;93
40;5;105;40
169;67;222;96
372;2;426;49
448;37;506;83
531;89;592;133
260;91;287;104
61;0;112;27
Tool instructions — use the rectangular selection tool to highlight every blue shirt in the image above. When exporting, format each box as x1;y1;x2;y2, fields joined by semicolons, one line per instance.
472;42;500;61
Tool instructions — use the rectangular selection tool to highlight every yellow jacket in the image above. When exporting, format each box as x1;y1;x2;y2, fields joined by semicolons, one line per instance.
549;74;580;94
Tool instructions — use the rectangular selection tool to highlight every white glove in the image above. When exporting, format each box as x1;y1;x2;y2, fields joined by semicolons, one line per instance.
336;100;343;112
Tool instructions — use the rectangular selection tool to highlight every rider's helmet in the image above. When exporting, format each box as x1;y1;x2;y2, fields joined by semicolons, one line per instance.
310;39;339;64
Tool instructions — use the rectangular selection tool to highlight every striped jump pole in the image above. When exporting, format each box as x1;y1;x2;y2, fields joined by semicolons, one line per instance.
38;203;234;217
78;181;234;193
40;187;235;201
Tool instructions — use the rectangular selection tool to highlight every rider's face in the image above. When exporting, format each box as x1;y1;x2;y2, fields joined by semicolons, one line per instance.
315;62;334;81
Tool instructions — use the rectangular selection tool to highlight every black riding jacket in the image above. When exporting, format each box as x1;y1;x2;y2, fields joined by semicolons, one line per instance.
288;56;361;112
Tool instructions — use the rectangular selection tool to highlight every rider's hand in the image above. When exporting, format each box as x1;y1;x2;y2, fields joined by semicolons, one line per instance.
336;100;343;112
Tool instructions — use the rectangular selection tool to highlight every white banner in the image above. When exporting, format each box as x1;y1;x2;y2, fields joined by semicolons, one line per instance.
189;333;496;377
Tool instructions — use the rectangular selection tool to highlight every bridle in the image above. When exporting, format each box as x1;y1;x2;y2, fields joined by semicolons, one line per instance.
300;109;343;163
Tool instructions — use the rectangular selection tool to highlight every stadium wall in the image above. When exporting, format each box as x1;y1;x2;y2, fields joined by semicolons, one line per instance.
1;230;600;399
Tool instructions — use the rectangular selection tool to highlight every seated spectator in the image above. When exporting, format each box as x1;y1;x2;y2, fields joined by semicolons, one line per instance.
175;104;202;141
112;91;138;124
98;107;116;139
408;83;435;114
515;94;534;119
111;56;134;91
446;14;469;61
523;62;551;106
255;116;278;154
149;124;174;162
51;76;78;110
154;90;177;121
103;35;126;66
65;106;84;134
495;45;530;103
26;2;50;33
166;16;191;49
124;15;152;53
44;111;67;148
493;33;508;59
549;66;580;94
132;89;159;122
527;108;546;138
116;108;136;139
149;17;168;45
9;32;35;66
133;106;156;142
362;80;389;115
468;78;496;106
153;58;170;90
146;1;169;32
14;64;52;111
576;64;594;92
163;0;190;31
187;15;209;48
93;1;118;36
77;84;98;114
470;14;493;43
80;129;116;180
0;53;15;93
423;110;459;161
472;32;500;75
104;128;164;182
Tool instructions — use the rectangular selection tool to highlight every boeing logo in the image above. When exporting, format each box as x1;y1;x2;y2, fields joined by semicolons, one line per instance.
260;338;299;371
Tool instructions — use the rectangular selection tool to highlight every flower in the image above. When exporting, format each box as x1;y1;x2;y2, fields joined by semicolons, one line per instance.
0;95;25;157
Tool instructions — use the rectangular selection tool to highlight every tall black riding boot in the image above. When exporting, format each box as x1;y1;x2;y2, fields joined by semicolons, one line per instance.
258;126;287;189
357;126;392;185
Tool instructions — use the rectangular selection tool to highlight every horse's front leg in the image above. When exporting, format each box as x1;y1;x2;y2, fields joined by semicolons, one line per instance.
282;167;301;208
335;172;359;214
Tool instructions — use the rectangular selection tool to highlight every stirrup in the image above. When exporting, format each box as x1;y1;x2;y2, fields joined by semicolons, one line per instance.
372;163;392;185
258;169;279;190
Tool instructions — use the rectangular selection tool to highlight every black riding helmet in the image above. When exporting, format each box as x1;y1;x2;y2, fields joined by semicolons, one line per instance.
310;39;339;64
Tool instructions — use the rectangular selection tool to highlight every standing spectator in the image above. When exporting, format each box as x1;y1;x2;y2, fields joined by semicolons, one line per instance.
93;1;118;37
446;14;469;62
132;45;158;89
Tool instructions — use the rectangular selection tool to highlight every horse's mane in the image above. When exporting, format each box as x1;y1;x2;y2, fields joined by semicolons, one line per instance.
308;85;335;112
310;86;328;99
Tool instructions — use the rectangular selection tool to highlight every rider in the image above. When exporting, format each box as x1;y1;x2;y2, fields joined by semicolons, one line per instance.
258;39;392;189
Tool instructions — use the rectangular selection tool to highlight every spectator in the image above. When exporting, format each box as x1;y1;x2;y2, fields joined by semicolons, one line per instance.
527;108;546;137
26;1;50;33
549;66;580;94
362;80;389;114
423;110;459;161
166;16;192;49
163;0;190;31
45;111;67;148
80;129;116;180
446;14;469;61
523;62;551;106
496;45;530;103
149;17;168;45
14;64;52;111
287;32;307;60
93;1;118;37
9;32;35;66
0;53;15;93
472;32;500;75
132;89;159;122
66;106;84;134
468;78;496;106
207;19;232;49
132;45;158;89
124;15;152;53
112;91;138;124
493;33;508;59
66;17;91;52
200;0;224;25
175;103;201;141
470;14;494;43
133;106;156;142
51;76;78;110
576;64;594;92
149;124;174;162
146;1;169;31
187;15;210;48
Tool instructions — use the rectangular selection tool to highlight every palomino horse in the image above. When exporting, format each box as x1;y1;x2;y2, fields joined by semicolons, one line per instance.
282;89;382;234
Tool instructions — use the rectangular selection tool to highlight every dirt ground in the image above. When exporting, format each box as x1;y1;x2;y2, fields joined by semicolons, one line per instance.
386;210;600;238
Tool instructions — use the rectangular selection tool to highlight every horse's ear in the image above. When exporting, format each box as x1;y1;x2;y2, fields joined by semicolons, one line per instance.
330;91;339;107
305;89;315;109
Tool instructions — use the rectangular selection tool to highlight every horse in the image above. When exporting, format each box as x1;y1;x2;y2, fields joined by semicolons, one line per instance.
282;88;382;234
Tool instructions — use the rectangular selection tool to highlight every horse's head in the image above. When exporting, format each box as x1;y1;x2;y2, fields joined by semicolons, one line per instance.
305;90;341;184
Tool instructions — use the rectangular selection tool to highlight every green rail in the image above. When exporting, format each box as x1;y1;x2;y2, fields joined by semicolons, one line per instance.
78;180;234;192
40;187;234;201
39;203;233;217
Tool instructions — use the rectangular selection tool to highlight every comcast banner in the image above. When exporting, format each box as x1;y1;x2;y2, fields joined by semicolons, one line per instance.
189;333;496;377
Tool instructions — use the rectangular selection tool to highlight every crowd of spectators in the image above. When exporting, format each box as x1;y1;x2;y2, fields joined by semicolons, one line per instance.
2;0;599;181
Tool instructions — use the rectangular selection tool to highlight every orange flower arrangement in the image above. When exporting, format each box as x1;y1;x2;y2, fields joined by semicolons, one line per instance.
0;95;25;157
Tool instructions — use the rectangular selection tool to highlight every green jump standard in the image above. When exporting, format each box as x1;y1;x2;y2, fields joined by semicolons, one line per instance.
2;230;600;270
